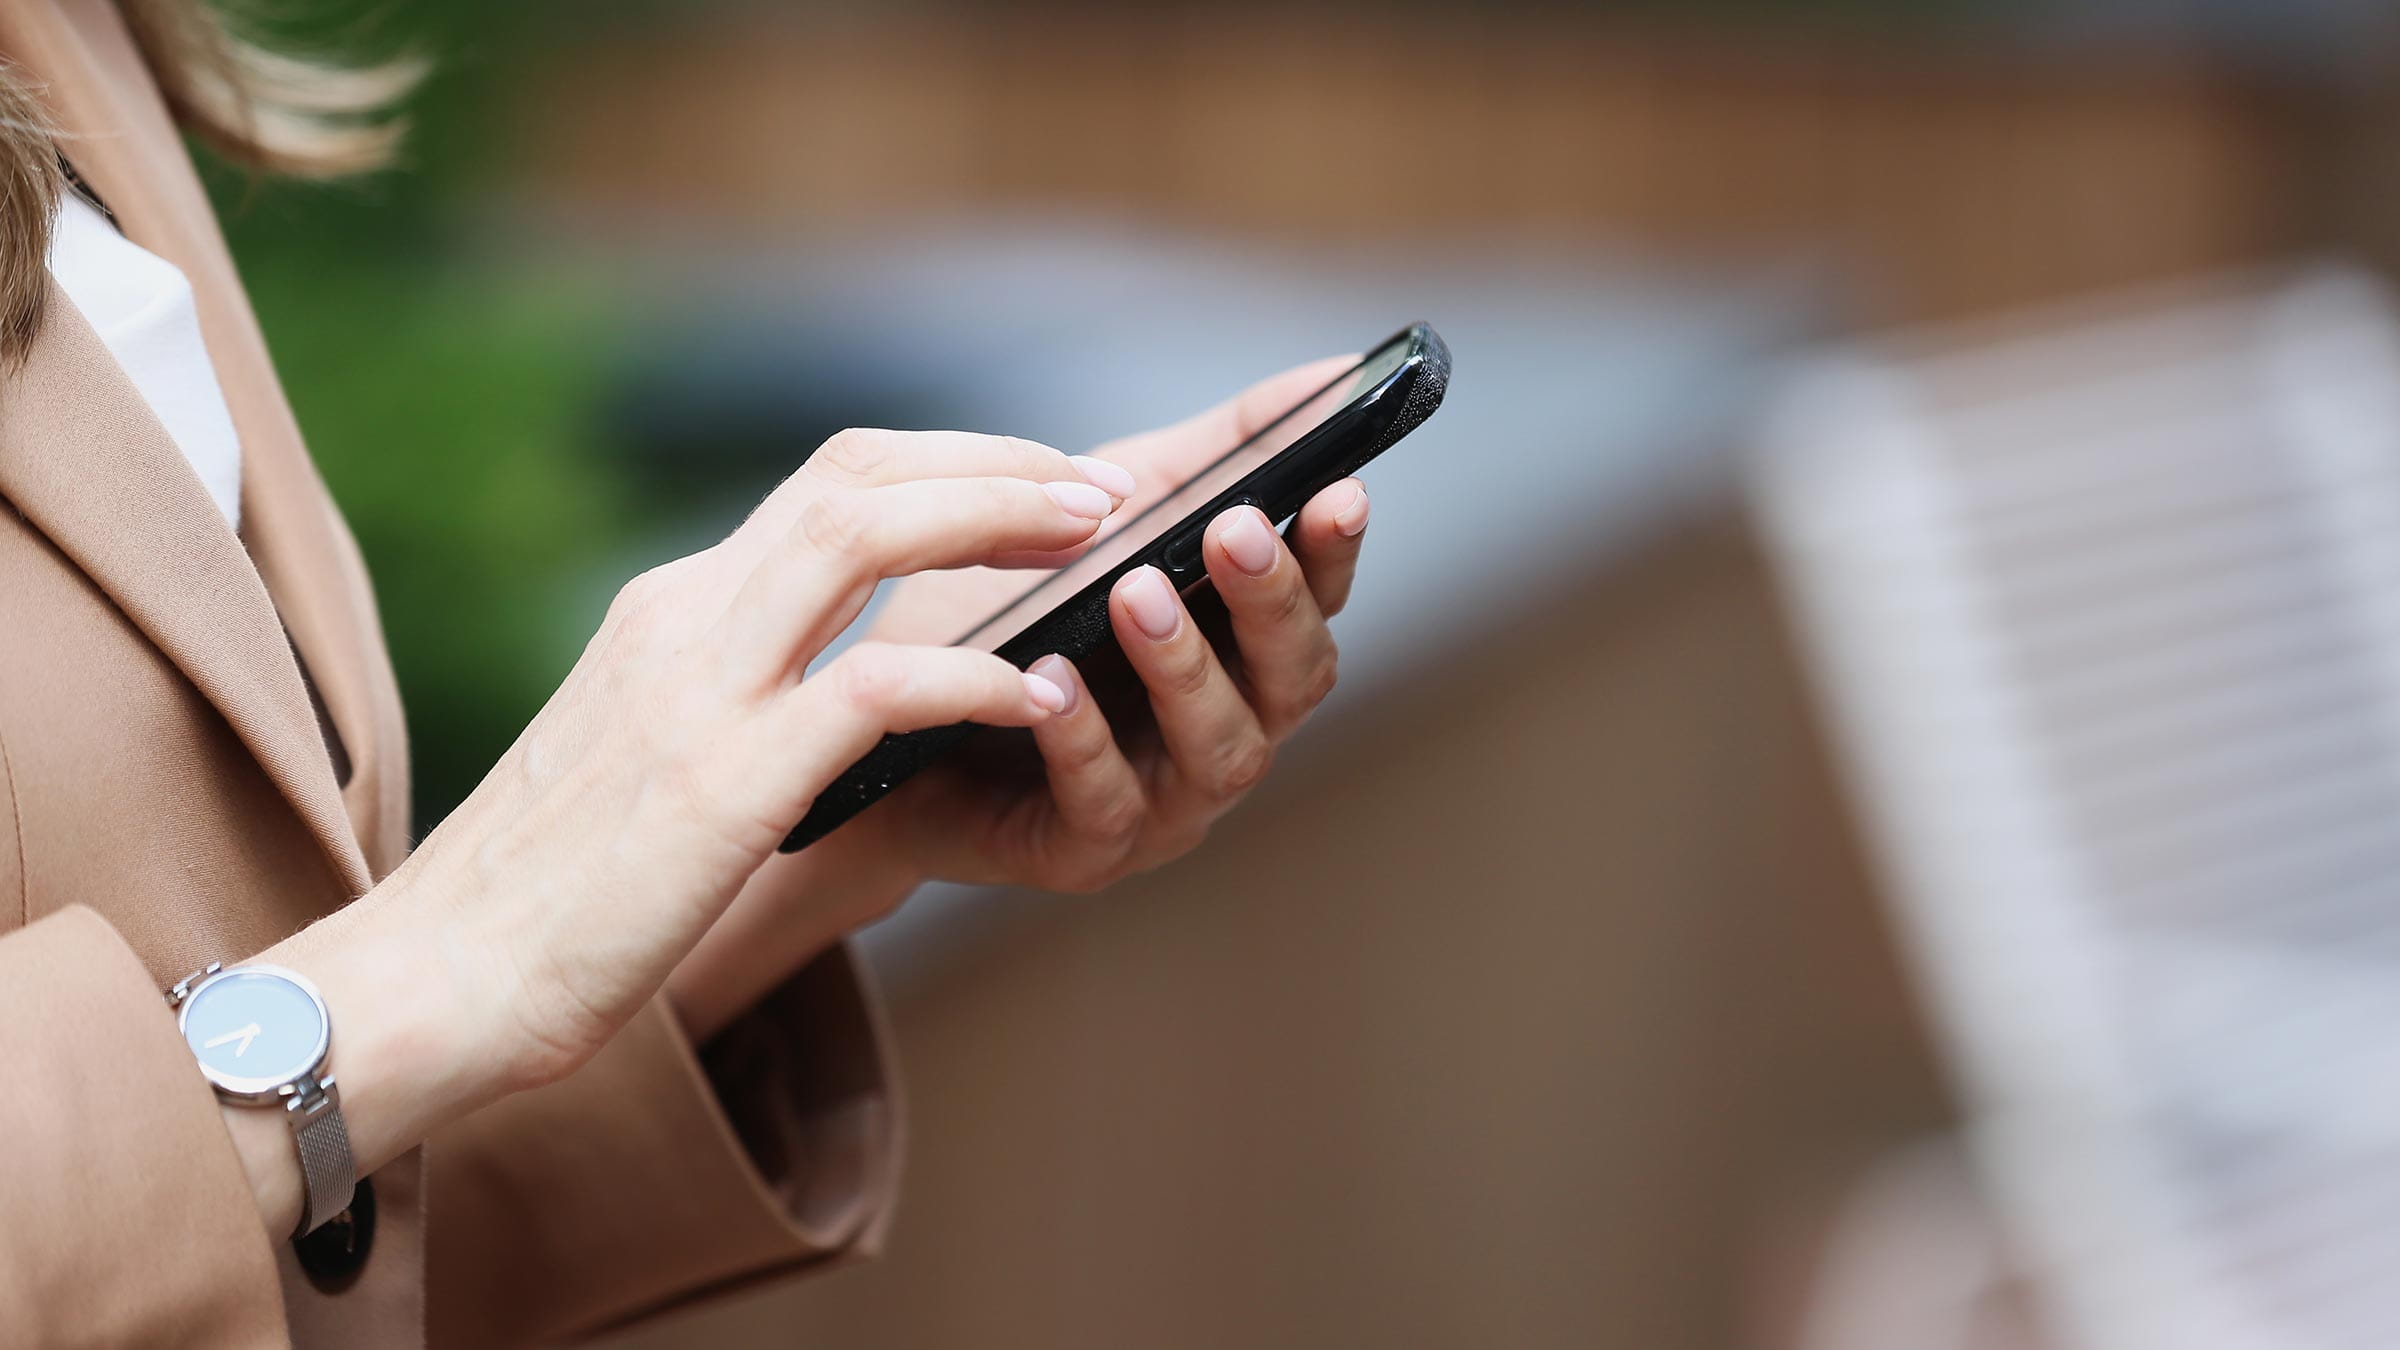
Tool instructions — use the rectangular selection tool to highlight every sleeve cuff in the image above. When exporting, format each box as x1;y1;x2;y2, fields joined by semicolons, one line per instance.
0;905;287;1346
694;936;904;1254
427;941;901;1346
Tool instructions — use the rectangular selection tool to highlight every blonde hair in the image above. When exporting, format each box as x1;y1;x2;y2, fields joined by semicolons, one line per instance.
0;0;419;359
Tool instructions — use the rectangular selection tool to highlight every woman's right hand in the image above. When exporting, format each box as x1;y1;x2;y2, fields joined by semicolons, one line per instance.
239;429;1125;1233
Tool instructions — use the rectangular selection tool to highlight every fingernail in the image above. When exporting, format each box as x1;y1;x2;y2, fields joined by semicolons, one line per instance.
1220;507;1278;577
1023;670;1069;713
1121;566;1182;641
1030;655;1080;715
1333;483;1370;537
1045;480;1114;520
1072;455;1138;500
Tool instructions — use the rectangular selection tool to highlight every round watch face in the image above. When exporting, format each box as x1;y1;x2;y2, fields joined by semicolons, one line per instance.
179;967;329;1098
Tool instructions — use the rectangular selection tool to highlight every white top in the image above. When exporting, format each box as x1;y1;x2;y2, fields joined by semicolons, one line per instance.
47;191;244;528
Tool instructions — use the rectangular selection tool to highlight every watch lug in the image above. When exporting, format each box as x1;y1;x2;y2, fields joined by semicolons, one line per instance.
164;961;225;1009
282;1071;341;1121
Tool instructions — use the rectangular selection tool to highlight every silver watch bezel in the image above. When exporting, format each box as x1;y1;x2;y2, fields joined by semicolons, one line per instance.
173;963;333;1102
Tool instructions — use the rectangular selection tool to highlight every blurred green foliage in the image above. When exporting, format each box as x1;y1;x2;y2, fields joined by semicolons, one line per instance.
237;253;626;831
210;0;637;829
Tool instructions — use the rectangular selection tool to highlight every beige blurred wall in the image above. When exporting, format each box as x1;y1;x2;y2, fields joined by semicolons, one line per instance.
516;12;2305;322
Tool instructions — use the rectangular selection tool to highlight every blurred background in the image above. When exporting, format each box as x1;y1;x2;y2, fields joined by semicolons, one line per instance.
211;1;2400;1346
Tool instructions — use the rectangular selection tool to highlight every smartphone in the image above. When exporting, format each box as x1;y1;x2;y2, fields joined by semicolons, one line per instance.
781;321;1452;852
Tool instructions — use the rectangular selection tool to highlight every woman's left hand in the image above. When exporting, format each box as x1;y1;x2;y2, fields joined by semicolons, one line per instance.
670;357;1369;1038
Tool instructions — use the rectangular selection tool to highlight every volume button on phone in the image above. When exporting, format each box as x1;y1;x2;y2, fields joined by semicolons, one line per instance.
1162;524;1206;577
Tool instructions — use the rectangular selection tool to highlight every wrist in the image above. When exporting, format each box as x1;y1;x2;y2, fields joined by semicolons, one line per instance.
186;899;465;1238
210;881;506;1237
668;841;920;1043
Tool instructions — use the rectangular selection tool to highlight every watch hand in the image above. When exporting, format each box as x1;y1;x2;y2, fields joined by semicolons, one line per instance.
203;1022;262;1057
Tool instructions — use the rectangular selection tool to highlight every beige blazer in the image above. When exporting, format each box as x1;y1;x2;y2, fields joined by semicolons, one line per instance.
0;2;900;1345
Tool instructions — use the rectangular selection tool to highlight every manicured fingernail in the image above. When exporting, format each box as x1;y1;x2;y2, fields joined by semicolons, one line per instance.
1023;670;1068;713
1332;483;1370;537
1045;480;1114;520
1220;507;1278;577
1121;566;1182;641
1030;655;1080;715
1072;455;1138;500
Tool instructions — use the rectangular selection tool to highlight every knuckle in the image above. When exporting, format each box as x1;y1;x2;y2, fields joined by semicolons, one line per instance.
810;427;887;482
1209;736;1274;799
975;474;1038;521
1260;572;1310;626
794;489;875;560
827;643;912;718
606;562;680;626
1311;651;1340;703
1058;728;1119;777
620;565;670;604
997;434;1060;476
1158;645;1214;700
1281;650;1340;720
1078;788;1148;849
1034;443;1086;485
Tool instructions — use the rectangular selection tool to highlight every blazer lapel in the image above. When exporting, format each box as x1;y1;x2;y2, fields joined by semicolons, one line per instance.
0;286;371;895
0;0;387;893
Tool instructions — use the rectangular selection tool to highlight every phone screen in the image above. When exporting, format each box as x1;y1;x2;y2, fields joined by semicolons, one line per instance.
954;336;1414;652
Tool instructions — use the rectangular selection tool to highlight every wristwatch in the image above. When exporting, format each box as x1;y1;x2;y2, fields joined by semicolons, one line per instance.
168;962;356;1238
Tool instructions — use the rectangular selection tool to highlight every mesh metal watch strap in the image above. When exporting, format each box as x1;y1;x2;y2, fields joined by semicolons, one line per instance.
288;1083;356;1238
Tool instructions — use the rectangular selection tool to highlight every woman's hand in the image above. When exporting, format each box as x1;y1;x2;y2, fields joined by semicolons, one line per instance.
671;358;1372;1039
237;430;1129;1235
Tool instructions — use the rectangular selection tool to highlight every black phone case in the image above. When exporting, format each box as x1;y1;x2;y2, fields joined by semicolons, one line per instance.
780;322;1452;852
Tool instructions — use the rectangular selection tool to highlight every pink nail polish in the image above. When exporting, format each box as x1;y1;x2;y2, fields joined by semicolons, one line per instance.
1071;455;1138;500
1023;670;1069;713
1120;566;1182;641
1030;654;1080;715
1045;480;1114;520
1220;507;1278;577
1333;484;1370;537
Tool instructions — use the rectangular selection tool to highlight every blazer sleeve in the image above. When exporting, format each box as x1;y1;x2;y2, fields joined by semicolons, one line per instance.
424;941;902;1349
0;905;290;1349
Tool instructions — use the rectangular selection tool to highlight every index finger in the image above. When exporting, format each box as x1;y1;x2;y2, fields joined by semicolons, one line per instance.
731;430;1137;568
